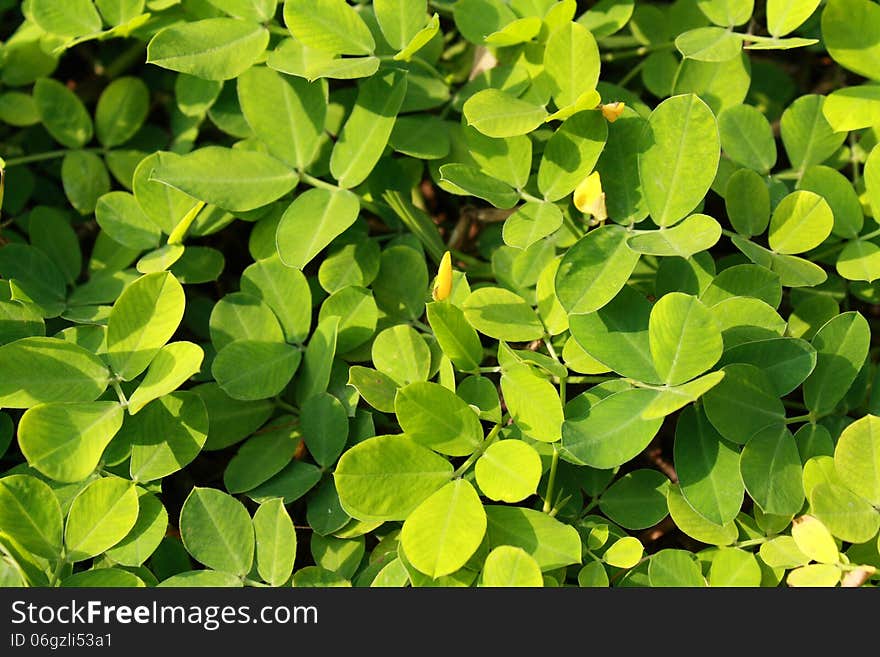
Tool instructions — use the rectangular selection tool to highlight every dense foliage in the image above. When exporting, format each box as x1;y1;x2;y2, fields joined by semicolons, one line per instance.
1;0;879;588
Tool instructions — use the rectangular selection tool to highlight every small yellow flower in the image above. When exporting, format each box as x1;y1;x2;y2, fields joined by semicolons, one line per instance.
432;251;453;302
600;101;625;123
573;171;607;222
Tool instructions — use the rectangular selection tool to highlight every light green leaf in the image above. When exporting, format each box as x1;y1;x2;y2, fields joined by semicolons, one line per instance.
147;18;269;80
347;366;399;413
555;225;641;314
438;164;518;209
537;110;608;202
475;439;542;503
798;165;863;239
30;0;102;37
562;389;663;469
703;363;786;444
501;364;563;443
480;545;543;586
95;76;149;148
780;95;846;172
786;563;841;587
180;487;254;576
648;549;706;586
426;302;482;372
627;214;721;258
708;547;761;586
65;477;139;562
639;93;720;227
374;0;427;50
640;371;726;420
461;286;544;342
213;341;301;401
803;312;870;416
502;202;563;251
401;480;486;578
151;147;298;213
719;338;816;396
267;38;380;81
95;192;162;251
718;104;776;173
334;435;453;521
128;342;203;415
0;337;109;408
33;78;93;148
295;316;339;404
809;481;880;544
768;190;833;255
821;0;880;80
240;254;311;344
62;150;110;215
791;514;839;564
238;66;326;170
675;27;743;62
223;418;300;494
283;0;375;56
484;505;581;571
396;381;483;456
603;536;644;569
132;152;199;235
544;21;600;109
107;271;185;381
128;392;208;482
834;415;880;506
19;402;123;483
0;474;63;559
254;499;297;587
740;425;805;516
330;70;407;188
210;292;284;352
667;483;738;546
104;491;168;567
371;324;431;386
463;89;548;138
823;85;880;132
649;292;722;386
599;469;670;530
837;240;880;282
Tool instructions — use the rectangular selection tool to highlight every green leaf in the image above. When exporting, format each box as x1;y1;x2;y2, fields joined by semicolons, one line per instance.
708;547;761;586
463;89;549;139
602;536;644;569
640;371;726;420
639;94;720;227
151;147;298;213
128;391;208;482
834;415;880;506
667;484;738;546
241;254;312;344
95;76;149;148
555;225;641;314
213;340;301;401
811;481;880;544
543;21;600;109
0;474;63;559
223;417;300;494
95;192;162;251
537;110;608;203
837;241;880;283
396;381;483;456
673;405;744;525
347;366;399;413
65;477;139;562
798;165;863;239
19;402;123;483
210;292;284;352
501;364;563;443
480;545;543;586
648;549;706;586
62;151;110;215
787;563;840;587
371;324;430;386
502;202;563;251
238;67;326;170
718;104;776;173
334;435;453;521
426;302;482;372
299;393;347;468
30;0;102;37
767;0;821;37
768;190;833;255
823;85;880;132
453;0;517;44
474;439;542;503
107;271;185;381
147;18;269;80
485;16;542;46
740;425;805;516
128;341;204;415
180;487;254;576
803;312;871;416
725;169;770;237
311;534;364;578
401;479;486;578
374;0;427;50
318;285;377;353
675;27;743;62
395;12;440;61
372;245;429;321
484;505;581;571
461;286;544;342
821;0;880;81
719;338;816;396
283;0;375;56
599;469;670;530
33;78;93;148
758;535;810;568
157;571;243;587
438;163;518;209
390;116;450;160
330;70;407;188
791;514;839;564
193;383;273;452
267;39;380;81
703;364;786;444
27;210;77;288
568;285;660;383
649;292;722;386
626;214;721;259
562;389;663;469
295;316;339;404
205;0;275;21
0;337;109;408
253;499;297;587
0;245;67;318
780;95;846;172
103;489;167;567
132;152;199;235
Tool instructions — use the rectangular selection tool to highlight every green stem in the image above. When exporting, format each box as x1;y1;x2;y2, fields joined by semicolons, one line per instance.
274;397;299;415
453;423;502;478
411;319;433;334
48;553;67;587
786;413;813;425
616;58;647;87
300;172;341;192
563;212;585;238
111;380;128;407
544;337;561;364
858;227;880;242
3;149;100;167
542;445;560;513
242;577;269;587
519;190;544;204
566;375;618;384
733;536;771;549
601;42;673;62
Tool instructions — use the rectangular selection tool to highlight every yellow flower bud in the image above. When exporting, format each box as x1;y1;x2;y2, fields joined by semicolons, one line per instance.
600;101;625;123
573;171;607;222
432;250;453;302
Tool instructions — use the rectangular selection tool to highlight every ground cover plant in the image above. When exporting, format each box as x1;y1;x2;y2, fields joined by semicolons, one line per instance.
0;0;879;589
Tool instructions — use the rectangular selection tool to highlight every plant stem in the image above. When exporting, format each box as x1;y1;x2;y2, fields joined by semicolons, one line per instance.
300;172;340;192
111;380;128;407
3;149;98;167
274;397;299;415
733;536;771;549
858;227;880;242
453;423;502;478
519;190;544;204
566;375;618;384
48;553;67;587
411;319;433;334
786;413;813;425
601;42;673;62
563;212;585;238
616;58;647;87
542;445;560;513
